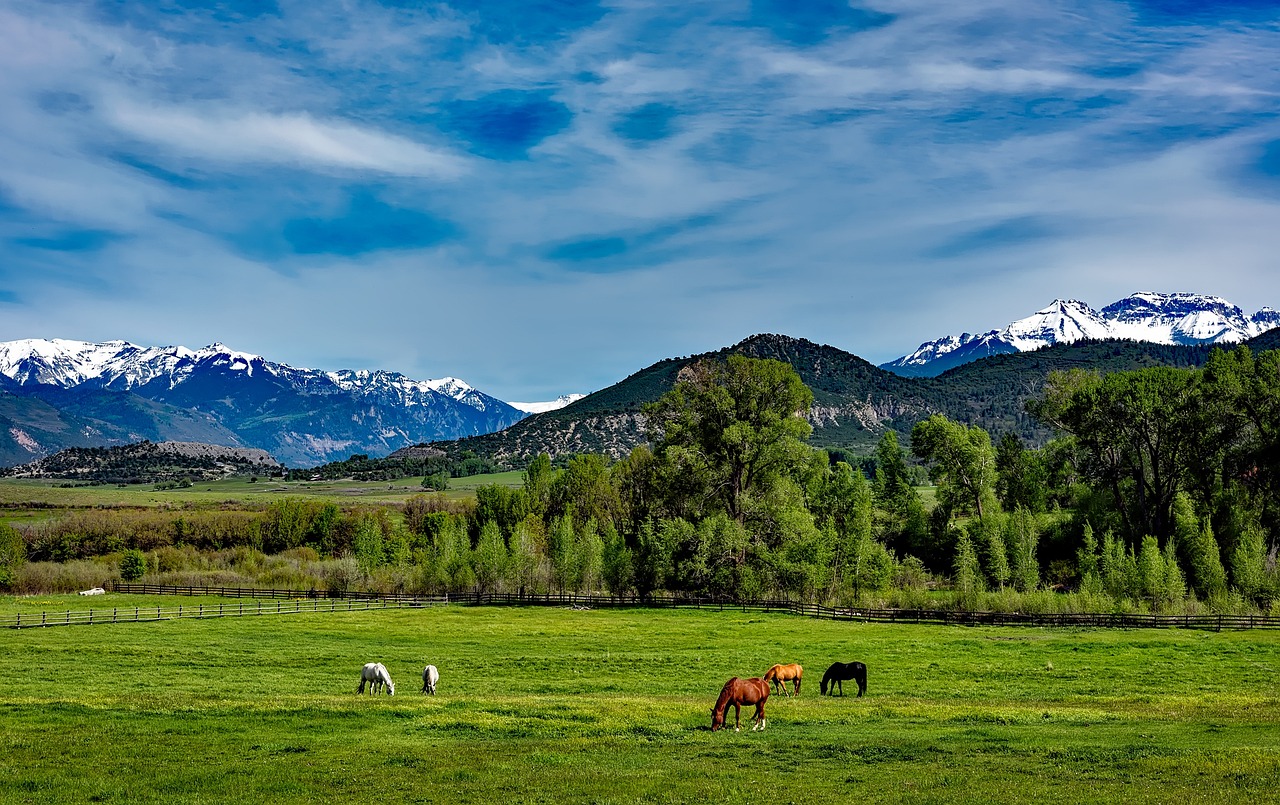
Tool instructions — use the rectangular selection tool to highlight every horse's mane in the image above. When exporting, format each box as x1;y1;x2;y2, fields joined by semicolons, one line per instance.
713;677;739;715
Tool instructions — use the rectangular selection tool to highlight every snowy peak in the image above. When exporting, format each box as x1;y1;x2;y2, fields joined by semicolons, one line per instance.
883;292;1278;377
509;394;587;414
0;339;282;391
1003;299;1111;350
0;338;516;414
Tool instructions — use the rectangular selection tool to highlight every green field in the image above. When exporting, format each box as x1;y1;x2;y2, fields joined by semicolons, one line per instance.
0;470;527;514
2;601;1278;803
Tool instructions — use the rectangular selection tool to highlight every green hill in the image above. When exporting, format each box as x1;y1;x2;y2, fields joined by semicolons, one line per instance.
404;332;1271;468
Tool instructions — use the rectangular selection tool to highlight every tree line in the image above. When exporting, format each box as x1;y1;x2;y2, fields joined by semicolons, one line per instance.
3;349;1278;612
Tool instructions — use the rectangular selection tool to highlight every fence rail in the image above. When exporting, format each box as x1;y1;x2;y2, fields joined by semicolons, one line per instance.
108;582;442;604
5;584;1279;631
1;596;446;629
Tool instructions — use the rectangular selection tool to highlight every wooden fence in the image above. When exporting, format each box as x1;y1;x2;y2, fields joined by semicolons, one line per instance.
108;582;441;604
1;596;446;629
6;584;1279;631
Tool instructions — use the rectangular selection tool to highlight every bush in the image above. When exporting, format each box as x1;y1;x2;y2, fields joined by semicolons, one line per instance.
14;560;114;594
0;523;25;590
119;549;146;581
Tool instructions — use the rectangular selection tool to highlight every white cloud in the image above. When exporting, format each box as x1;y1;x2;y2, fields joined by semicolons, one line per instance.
106;103;467;178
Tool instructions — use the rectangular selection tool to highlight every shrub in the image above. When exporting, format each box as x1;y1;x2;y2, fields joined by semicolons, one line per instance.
119;549;146;581
14;560;114;594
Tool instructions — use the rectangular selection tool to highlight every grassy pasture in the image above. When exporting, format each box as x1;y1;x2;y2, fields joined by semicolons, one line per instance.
2;604;1279;804
0;470;527;517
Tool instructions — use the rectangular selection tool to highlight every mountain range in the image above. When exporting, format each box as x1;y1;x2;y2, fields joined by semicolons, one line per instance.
0;339;545;467
881;292;1280;377
3;291;1277;471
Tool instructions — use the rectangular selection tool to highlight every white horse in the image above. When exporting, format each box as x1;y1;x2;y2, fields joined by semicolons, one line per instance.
422;664;439;695
358;662;395;696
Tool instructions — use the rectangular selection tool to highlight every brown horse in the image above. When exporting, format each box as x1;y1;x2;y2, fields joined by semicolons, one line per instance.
763;663;803;696
710;677;770;732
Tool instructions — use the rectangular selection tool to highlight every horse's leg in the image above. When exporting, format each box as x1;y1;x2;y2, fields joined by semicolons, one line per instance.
733;703;741;732
752;701;766;731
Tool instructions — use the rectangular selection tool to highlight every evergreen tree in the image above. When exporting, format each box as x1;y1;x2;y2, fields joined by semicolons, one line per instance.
1187;518;1227;602
548;516;576;593
969;517;1008;591
874;431;914;509
1162;537;1186;603
1008;508;1040;593
509;515;544;596
1137;535;1164;604
633;520;673;601
953;531;984;602
473;520;508;595
576;518;604;593
352;515;385;576
523;453;555;519
995;432;1048;513
1230;526;1267;605
601;524;634;598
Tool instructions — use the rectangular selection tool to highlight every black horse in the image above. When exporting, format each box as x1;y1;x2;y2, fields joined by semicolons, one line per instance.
820;661;867;697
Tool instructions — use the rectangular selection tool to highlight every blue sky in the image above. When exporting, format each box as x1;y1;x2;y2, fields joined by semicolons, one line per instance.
1;0;1278;401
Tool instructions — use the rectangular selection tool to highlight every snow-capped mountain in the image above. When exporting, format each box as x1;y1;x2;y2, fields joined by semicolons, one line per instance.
882;293;1279;377
508;394;587;414
0;339;529;466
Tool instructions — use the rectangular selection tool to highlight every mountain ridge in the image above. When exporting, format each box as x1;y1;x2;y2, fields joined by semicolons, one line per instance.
0;338;530;467
882;292;1278;377
406;329;1280;468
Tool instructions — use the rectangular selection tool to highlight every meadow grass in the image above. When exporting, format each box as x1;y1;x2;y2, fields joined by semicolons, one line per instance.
2;603;1278;803
0;471;525;515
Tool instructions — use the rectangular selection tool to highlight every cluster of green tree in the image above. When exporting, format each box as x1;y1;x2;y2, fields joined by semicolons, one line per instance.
290;450;499;482
0;441;253;485
383;356;938;603
7;349;1279;612
372;351;1280;610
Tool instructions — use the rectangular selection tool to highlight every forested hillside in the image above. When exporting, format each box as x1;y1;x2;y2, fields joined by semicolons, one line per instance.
410;331;1263;468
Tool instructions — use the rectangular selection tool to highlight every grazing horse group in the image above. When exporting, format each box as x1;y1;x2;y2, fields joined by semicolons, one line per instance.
356;662;442;696
710;658;868;732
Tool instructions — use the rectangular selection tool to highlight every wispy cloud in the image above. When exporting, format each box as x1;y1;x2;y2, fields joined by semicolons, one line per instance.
0;0;1278;399
107;103;467;177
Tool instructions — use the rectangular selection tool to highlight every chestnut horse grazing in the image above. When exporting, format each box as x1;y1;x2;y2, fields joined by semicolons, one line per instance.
710;677;770;732
820;661;867;697
763;663;803;696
